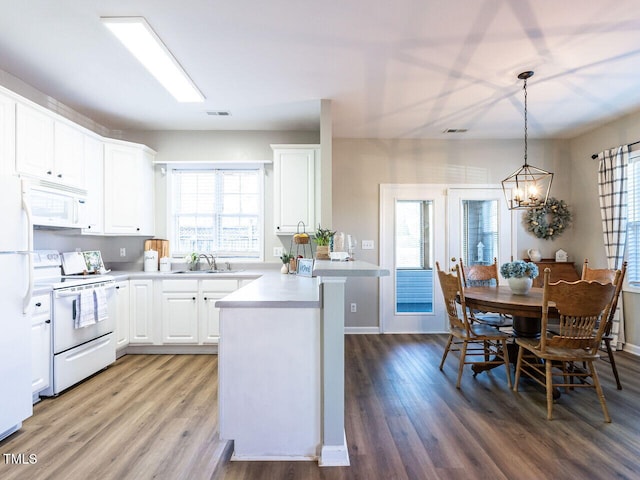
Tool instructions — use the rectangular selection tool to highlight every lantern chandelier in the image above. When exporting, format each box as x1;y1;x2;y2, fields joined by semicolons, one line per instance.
502;71;553;210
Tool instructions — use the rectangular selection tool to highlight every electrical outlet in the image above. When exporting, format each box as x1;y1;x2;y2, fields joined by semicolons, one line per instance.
120;247;126;257
274;247;284;257
350;303;357;313
361;240;374;250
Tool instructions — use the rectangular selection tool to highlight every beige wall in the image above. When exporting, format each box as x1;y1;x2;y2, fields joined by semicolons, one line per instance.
332;137;572;329
569;110;640;352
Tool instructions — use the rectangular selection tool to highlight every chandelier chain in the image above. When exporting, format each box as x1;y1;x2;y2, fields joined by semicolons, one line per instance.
523;77;528;166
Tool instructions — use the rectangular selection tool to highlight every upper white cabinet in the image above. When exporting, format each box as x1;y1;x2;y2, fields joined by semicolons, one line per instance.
15;103;87;189
104;141;155;236
82;136;104;234
272;145;320;234
53;121;86;188
0;92;16;176
16;103;54;180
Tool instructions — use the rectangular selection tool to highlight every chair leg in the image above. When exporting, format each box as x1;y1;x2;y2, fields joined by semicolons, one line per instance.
588;361;612;423
501;339;512;388
513;344;524;392
545;360;554;420
456;341;468;389
440;334;453;371
604;338;622;390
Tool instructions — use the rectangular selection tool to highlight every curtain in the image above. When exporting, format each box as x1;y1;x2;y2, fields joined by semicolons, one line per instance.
597;145;629;349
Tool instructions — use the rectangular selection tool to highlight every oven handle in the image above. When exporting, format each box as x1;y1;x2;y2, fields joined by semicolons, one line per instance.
53;282;116;299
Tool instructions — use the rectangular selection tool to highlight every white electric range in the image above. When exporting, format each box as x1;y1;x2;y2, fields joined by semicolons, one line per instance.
33;250;117;396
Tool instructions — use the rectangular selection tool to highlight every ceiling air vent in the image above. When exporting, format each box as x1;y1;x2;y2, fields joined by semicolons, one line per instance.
443;128;468;133
206;111;231;116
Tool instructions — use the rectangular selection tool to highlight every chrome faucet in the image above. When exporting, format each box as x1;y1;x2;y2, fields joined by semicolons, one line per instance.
198;253;217;271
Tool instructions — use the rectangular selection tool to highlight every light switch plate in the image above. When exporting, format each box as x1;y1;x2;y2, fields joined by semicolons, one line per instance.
274;247;284;257
362;240;374;250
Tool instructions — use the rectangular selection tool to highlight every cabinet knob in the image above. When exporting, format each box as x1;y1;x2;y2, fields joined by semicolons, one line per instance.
45;319;51;324
46;170;52;175
192;297;196;301
35;302;42;307
136;227;141;231
115;286;120;289
204;297;208;301
57;173;62;178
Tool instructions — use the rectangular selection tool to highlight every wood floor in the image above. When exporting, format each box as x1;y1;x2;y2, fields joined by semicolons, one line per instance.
1;335;639;480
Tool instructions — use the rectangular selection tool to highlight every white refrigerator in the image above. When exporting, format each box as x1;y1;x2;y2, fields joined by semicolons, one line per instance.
0;174;33;441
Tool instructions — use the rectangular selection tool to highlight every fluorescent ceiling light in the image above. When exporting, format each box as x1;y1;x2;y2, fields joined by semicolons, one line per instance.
101;16;204;103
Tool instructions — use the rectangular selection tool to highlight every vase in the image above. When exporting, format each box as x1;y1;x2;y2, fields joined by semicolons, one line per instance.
280;264;289;274
316;245;330;260
508;276;533;295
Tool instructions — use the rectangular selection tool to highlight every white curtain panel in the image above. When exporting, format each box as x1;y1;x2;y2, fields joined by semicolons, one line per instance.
597;145;629;349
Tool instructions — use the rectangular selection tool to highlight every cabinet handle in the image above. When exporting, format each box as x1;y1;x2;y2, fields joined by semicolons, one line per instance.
115;286;120;289
45;320;51;324
57;173;62;178
46;170;52;175
35;302;42;307
136;227;141;231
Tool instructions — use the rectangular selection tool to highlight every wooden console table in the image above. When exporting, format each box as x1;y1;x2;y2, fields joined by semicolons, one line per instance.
525;259;579;287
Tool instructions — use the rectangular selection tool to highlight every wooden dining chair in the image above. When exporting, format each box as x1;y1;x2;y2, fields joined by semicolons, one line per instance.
580;259;627;390
459;257;513;329
513;268;618;422
436;262;512;389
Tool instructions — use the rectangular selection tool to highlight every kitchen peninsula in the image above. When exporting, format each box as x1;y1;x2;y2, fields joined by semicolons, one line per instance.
216;260;389;466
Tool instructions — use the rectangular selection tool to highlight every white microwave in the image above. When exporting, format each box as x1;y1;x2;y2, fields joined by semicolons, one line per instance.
23;179;88;229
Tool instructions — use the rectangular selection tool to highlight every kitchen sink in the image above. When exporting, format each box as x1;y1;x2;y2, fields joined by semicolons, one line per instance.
171;269;234;274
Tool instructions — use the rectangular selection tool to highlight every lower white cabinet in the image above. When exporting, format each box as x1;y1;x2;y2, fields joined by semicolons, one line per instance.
130;279;154;344
30;294;51;401
161;279;240;345
114;281;130;350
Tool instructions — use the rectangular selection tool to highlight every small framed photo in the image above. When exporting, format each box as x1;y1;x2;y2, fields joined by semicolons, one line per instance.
297;258;314;277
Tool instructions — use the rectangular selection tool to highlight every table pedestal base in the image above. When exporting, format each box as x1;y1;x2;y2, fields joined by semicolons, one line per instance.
512;316;540;338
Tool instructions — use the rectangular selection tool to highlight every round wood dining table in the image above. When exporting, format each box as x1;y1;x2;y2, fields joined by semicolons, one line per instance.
463;285;558;338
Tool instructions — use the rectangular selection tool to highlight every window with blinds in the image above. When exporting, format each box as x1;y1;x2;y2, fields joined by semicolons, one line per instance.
627;153;640;283
462;200;498;266
395;200;432;269
171;168;263;259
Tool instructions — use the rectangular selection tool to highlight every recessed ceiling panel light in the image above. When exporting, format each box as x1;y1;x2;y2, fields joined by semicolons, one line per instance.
101;16;204;103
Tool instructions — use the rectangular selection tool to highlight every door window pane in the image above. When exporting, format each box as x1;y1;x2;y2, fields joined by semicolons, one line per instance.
462;200;498;266
395;200;433;313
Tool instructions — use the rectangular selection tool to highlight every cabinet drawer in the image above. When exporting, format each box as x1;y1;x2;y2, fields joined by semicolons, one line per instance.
31;294;51;319
162;279;198;292
201;279;238;292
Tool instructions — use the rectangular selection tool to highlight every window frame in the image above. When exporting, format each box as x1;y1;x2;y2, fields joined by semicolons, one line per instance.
625;150;640;291
165;163;265;262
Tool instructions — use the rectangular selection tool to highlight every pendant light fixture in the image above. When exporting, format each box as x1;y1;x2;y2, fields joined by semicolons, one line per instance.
502;71;553;210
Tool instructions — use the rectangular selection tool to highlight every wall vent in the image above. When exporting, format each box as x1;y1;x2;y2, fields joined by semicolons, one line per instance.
443;128;468;133
206;111;231;116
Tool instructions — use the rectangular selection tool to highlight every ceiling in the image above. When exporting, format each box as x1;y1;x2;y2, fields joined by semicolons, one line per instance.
2;0;640;139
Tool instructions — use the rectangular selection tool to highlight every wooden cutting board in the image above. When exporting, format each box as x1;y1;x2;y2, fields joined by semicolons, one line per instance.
144;239;170;260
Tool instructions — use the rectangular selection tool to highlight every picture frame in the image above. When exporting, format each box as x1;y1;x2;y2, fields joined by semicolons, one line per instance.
297;258;314;277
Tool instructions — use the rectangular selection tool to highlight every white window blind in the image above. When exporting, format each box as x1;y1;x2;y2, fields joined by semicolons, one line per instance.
627;152;640;284
171;168;262;259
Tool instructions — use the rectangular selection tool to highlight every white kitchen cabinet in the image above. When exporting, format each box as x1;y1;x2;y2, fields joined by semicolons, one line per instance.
82;135;104;235
161;280;199;344
104;141;155;236
272;144;320;234
159;278;239;345
30;294;51;402
114;281;130;350
0;91;16;176
200;279;239;344
129;280;154;344
16;103;54;180
53;121;86;188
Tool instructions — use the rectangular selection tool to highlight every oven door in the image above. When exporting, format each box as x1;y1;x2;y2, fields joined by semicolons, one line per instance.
52;283;116;354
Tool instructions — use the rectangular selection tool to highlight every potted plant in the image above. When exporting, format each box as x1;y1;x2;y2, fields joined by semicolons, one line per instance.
279;251;294;274
500;260;539;295
184;252;199;271
313;225;335;260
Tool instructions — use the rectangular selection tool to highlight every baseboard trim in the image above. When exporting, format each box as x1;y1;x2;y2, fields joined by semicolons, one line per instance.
623;342;640;356
345;326;380;334
319;431;350;467
123;345;218;355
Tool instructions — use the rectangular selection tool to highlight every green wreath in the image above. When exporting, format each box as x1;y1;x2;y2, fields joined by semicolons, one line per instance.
524;197;572;240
